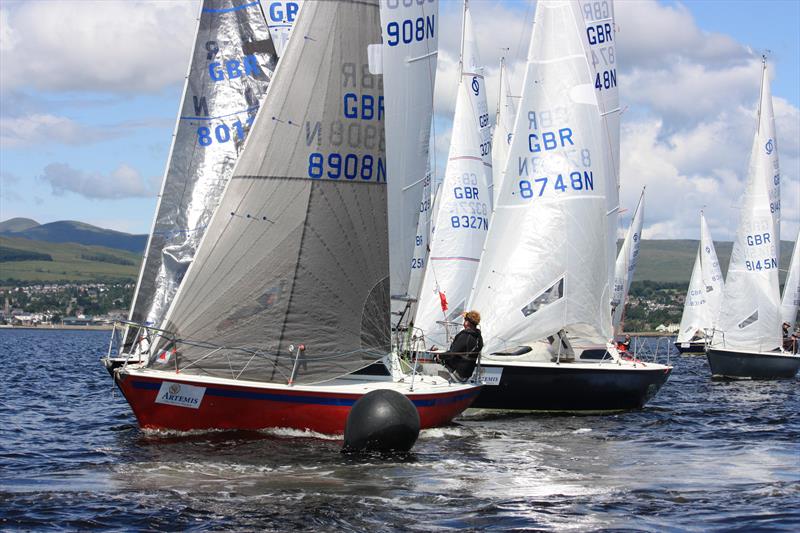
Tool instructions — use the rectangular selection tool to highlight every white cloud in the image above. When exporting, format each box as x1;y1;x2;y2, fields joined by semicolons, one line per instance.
0;0;197;93
0;113;113;147
39;162;158;199
615;1;749;68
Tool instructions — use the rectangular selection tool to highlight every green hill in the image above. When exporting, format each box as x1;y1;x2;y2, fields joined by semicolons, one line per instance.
0;217;40;233
0;219;147;253
0;236;141;284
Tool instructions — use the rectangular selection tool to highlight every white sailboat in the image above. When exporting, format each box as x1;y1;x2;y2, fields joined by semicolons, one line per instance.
381;0;439;328
707;58;800;379
491;56;517;207
780;228;800;330
466;0;671;412
110;0;481;434
412;1;491;350
675;212;725;354
611;187;645;333
105;0;278;372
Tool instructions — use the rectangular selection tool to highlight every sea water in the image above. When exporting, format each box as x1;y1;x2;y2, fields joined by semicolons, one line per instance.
1;329;798;530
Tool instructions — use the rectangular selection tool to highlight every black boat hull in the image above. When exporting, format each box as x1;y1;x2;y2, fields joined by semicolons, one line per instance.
706;348;800;379
473;363;672;412
674;341;705;355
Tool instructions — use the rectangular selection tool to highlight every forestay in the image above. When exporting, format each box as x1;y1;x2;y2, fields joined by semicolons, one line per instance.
413;80;491;349
128;0;276;340
676;212;725;343
153;0;390;385
713;60;782;352
380;0;438;313
468;0;617;354
780;228;800;328
611;188;644;332
491;57;517;207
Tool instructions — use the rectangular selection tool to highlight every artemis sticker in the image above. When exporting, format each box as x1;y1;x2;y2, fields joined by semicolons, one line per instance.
479;366;503;386
155;382;206;409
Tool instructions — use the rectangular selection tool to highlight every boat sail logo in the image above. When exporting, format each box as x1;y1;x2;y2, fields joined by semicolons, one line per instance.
156;381;206;409
471;76;480;95
765;139;774;155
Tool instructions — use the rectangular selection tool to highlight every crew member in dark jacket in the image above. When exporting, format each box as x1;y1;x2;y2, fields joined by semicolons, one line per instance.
434;310;483;382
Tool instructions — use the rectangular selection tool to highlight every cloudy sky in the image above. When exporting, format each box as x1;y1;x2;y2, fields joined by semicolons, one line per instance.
1;0;798;242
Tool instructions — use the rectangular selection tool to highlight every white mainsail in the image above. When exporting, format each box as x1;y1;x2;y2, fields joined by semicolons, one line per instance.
462;1;493;196
469;0;618;354
413;83;491;349
781;228;800;328
411;2;491;348
713;59;782;352
491;56;517;207
676;212;725;343
611;188;644;332
380;0;438;314
152;0;391;384
407;165;433;308
127;0;276;339
264;0;304;56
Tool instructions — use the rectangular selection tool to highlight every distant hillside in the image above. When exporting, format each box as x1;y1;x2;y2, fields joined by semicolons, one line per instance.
0;217;39;233
624;239;794;286
0;236;141;284
0;220;147;254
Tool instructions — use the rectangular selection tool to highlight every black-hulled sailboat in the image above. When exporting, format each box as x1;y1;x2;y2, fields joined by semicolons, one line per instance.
465;0;672;412
707;58;800;379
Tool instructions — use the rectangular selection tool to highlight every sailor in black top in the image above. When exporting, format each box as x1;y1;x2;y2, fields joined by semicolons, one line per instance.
434;310;483;382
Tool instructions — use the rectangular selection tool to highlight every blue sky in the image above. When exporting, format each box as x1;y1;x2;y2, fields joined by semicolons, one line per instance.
1;0;799;241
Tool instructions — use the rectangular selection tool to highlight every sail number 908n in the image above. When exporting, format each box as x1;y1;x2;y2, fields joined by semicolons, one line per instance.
308;152;386;182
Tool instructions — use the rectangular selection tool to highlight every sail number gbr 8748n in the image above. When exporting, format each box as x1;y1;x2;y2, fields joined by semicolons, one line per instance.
514;108;594;199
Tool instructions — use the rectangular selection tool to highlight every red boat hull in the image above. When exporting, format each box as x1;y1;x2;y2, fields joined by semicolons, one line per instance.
116;372;481;435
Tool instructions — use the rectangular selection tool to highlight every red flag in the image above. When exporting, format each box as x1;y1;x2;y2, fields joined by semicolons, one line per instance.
438;291;448;312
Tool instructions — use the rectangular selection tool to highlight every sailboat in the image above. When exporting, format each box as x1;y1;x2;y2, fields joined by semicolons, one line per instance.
412;0;491;350
491;56;517;207
104;0;278;373
780;228;799;330
610;187;645;334
110;0;481;434
466;0;672;411
707;58;800;379
675;212;724;354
